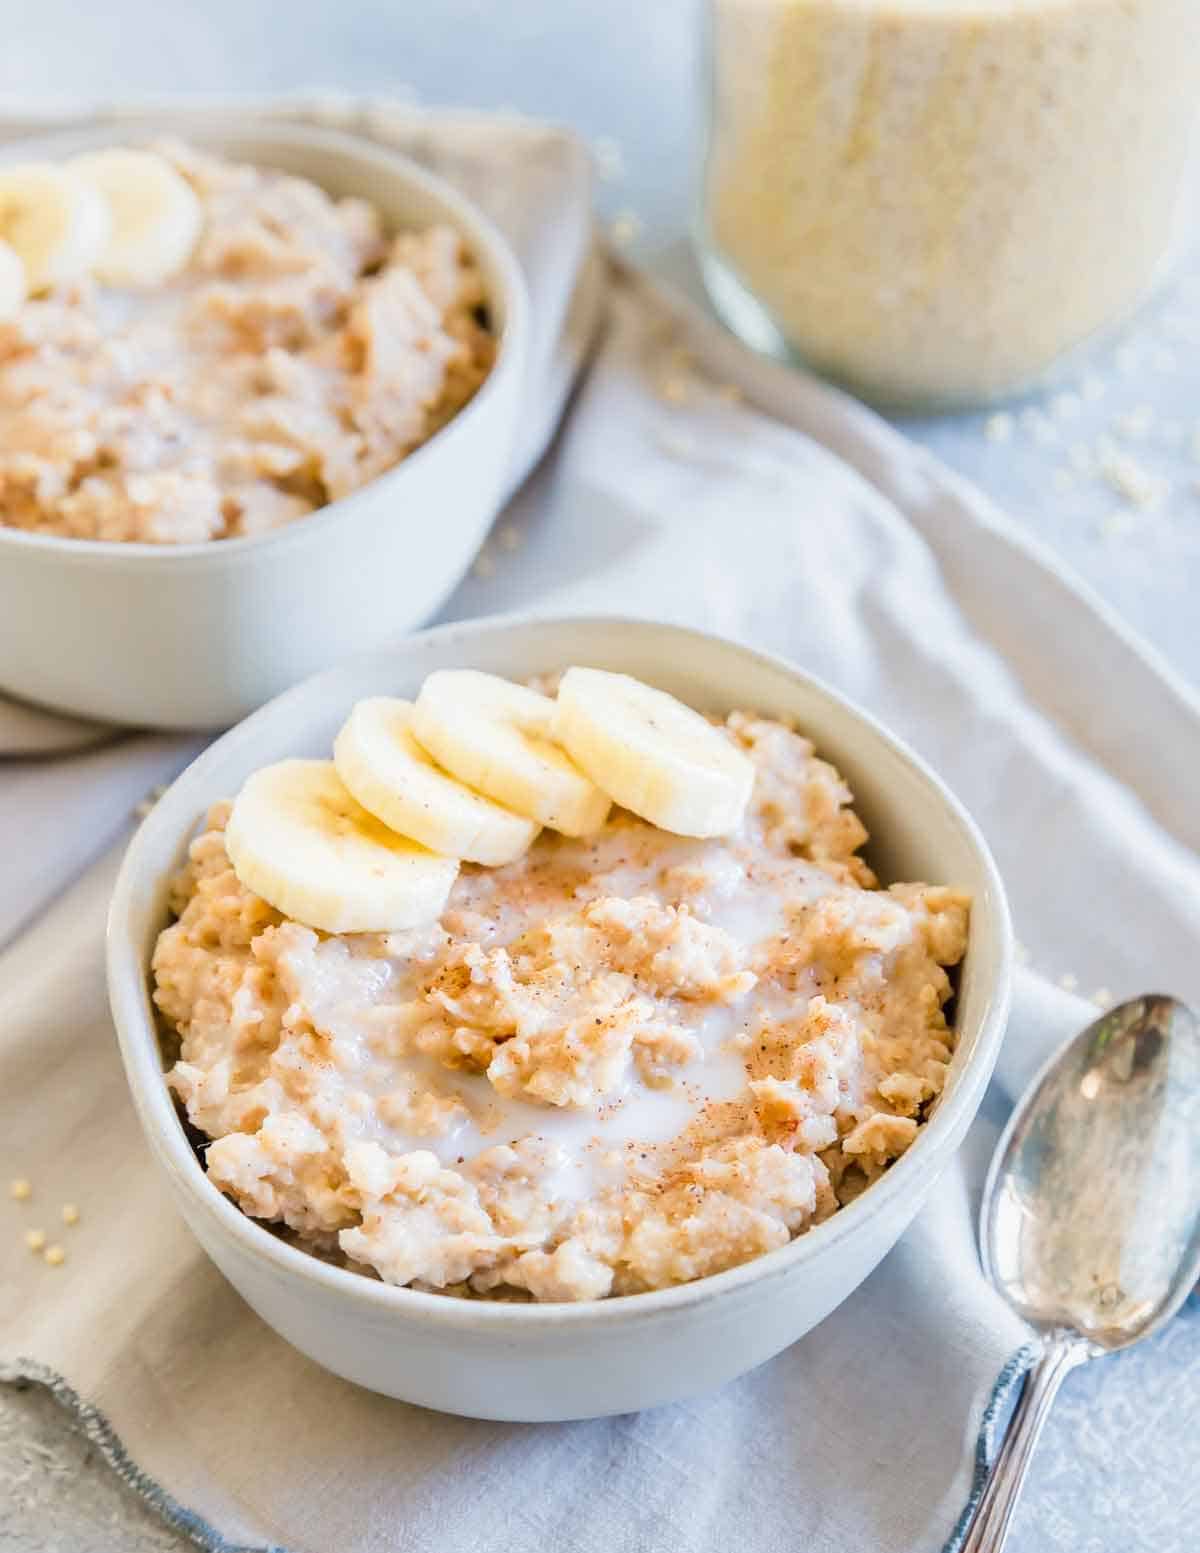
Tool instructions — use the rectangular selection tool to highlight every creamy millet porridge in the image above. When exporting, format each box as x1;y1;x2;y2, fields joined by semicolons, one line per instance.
0;143;493;542
152;712;969;1302
703;0;1200;405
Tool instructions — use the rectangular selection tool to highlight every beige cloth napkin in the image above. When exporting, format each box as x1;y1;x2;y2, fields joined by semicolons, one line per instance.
3;104;1199;1553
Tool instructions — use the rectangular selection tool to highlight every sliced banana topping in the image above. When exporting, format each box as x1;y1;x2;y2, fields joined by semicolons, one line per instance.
219;668;760;936
334;696;539;866
68;148;202;286
412;670;611;837
553;666;755;838
0;162;110;292
0;240;26;320
226;759;459;935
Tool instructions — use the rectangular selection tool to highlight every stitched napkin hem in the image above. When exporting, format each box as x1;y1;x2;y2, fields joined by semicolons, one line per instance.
1;1358;282;1553
939;1340;1042;1553
3;1341;1043;1553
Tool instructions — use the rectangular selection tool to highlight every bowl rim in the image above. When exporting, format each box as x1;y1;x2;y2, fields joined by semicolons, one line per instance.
107;611;1013;1329
0;117;530;572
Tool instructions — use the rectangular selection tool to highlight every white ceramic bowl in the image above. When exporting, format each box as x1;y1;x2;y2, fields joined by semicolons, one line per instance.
107;615;1012;1421
0;120;529;730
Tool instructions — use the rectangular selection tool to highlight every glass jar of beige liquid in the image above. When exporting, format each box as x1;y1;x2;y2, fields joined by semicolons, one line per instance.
698;0;1200;408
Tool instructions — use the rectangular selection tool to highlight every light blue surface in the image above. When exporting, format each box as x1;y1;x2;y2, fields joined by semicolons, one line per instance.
0;3;1196;1550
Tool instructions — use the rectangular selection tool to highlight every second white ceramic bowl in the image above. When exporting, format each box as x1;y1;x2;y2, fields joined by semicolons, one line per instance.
108;615;1012;1421
0;120;529;729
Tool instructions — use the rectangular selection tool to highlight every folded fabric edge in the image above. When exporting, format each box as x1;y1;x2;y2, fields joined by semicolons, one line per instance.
939;1338;1042;1553
612;254;1200;828
0;1357;280;1553
3;1338;1043;1553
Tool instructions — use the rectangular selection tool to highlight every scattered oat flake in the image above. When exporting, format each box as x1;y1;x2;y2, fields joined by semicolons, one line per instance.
1098;508;1140;540
9;1178;31;1201
61;1203;80;1226
1096;441;1168;510
43;1244;66;1266
1113;405;1154;440
1091;987;1113;1008
24;1228;46;1252
1014;940;1031;966
1059;972;1079;992
609;209;642;246
984;412;1013;443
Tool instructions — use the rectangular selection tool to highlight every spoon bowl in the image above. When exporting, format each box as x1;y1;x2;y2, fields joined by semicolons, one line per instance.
984;994;1200;1350
963;994;1200;1551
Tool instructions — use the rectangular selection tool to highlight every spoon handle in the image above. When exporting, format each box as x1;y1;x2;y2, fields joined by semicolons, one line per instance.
961;1334;1092;1553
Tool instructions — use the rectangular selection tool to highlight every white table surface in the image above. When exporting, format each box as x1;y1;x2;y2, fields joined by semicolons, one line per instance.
1;3;1196;1550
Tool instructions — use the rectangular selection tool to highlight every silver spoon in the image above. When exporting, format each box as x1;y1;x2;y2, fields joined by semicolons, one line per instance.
961;994;1200;1552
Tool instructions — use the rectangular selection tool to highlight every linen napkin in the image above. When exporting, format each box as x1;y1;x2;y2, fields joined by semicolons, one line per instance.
3;104;1199;1553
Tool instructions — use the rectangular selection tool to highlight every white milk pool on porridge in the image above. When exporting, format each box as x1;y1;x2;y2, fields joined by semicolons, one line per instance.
274;823;849;1210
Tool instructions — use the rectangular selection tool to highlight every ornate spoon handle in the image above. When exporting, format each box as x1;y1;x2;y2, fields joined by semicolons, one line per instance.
961;1334;1092;1553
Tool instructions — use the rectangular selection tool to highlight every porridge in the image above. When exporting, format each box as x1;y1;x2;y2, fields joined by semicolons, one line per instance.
151;669;969;1302
0;142;493;542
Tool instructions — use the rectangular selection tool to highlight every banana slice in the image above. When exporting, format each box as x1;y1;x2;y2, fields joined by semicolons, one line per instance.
412;671;611;837
0;163;110;292
553;667;755;838
68;148;202;286
0;240;26;319
225;759;459;934
334;697;539;866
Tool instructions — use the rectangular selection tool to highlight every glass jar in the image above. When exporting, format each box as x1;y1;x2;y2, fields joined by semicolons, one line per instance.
697;0;1200;409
